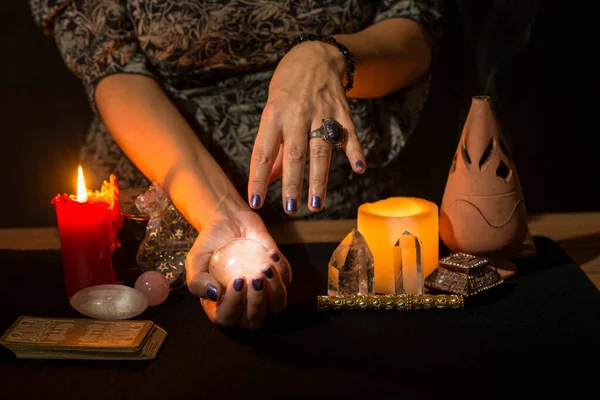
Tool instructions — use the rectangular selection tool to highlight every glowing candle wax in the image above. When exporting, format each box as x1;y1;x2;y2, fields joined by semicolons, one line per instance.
357;197;438;294
52;167;123;298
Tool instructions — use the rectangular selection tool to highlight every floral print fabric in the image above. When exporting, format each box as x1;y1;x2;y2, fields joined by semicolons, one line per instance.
30;0;442;221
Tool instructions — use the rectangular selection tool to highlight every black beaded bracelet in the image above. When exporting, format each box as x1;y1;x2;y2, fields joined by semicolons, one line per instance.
285;33;355;92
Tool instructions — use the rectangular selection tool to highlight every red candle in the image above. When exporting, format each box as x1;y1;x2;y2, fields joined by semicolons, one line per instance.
52;167;123;297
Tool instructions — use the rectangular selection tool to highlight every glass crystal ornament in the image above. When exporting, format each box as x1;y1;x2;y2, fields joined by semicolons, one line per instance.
70;284;148;320
134;271;170;306
328;229;374;296
135;183;198;289
209;238;269;287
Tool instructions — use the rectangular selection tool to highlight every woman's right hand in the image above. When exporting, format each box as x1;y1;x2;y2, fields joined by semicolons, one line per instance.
185;206;291;330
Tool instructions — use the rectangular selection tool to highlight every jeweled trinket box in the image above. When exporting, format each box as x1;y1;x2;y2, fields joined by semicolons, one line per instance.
424;253;503;296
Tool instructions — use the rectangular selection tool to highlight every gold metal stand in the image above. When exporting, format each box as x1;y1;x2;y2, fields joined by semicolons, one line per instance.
317;294;464;311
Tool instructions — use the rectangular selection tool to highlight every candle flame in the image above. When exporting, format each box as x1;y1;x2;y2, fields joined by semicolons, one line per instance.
76;166;88;202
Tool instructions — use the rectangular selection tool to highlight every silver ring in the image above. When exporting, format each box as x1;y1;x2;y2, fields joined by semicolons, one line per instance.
309;118;346;147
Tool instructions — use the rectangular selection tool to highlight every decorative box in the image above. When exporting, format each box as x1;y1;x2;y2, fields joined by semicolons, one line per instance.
424;253;503;297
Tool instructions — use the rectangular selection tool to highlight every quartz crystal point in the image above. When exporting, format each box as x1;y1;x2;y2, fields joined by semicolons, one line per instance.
399;231;424;294
392;240;405;294
328;229;375;296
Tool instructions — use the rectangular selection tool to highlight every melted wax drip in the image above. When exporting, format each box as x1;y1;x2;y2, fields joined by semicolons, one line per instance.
51;174;123;254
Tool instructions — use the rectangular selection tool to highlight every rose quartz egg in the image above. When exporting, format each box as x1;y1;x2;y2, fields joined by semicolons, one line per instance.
209;238;269;287
134;271;170;306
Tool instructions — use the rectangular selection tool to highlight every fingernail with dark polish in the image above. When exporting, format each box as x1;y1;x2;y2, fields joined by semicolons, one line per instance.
355;160;365;170
206;284;218;301
285;198;298;213
233;278;244;292
252;278;264;291
311;196;322;209
271;252;281;262
250;194;261;208
263;267;275;279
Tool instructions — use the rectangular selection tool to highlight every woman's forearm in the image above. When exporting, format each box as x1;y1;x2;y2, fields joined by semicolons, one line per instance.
334;18;432;99
95;74;247;230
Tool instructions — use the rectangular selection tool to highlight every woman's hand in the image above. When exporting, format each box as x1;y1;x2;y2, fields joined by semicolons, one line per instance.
248;40;366;215
185;207;292;330
95;75;291;330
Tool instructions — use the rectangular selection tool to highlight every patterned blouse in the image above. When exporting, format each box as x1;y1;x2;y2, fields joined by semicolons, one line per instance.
30;0;442;221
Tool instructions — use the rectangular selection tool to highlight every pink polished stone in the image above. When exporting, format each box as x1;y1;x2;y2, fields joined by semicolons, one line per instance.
134;271;170;306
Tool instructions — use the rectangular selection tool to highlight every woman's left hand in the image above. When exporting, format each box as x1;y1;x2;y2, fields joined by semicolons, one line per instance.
248;40;366;215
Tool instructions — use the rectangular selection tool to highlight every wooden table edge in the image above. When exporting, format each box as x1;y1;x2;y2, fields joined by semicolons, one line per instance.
1;212;599;289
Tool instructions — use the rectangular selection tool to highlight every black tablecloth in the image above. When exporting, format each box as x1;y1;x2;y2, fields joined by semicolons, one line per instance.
1;237;599;399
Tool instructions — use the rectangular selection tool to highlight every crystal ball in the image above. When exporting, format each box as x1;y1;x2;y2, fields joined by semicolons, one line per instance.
70;284;148;320
134;271;170;306
209;238;269;287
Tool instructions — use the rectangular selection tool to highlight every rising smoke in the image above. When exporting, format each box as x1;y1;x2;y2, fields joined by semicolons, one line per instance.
457;0;538;97
455;0;538;147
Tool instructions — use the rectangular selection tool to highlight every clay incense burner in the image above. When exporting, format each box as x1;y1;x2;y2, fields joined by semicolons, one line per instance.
439;96;528;278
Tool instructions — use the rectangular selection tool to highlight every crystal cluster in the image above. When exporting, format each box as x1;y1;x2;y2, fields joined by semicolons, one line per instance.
328;229;374;296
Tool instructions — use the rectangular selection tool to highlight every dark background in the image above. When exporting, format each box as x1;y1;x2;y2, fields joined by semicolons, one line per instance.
0;0;597;228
